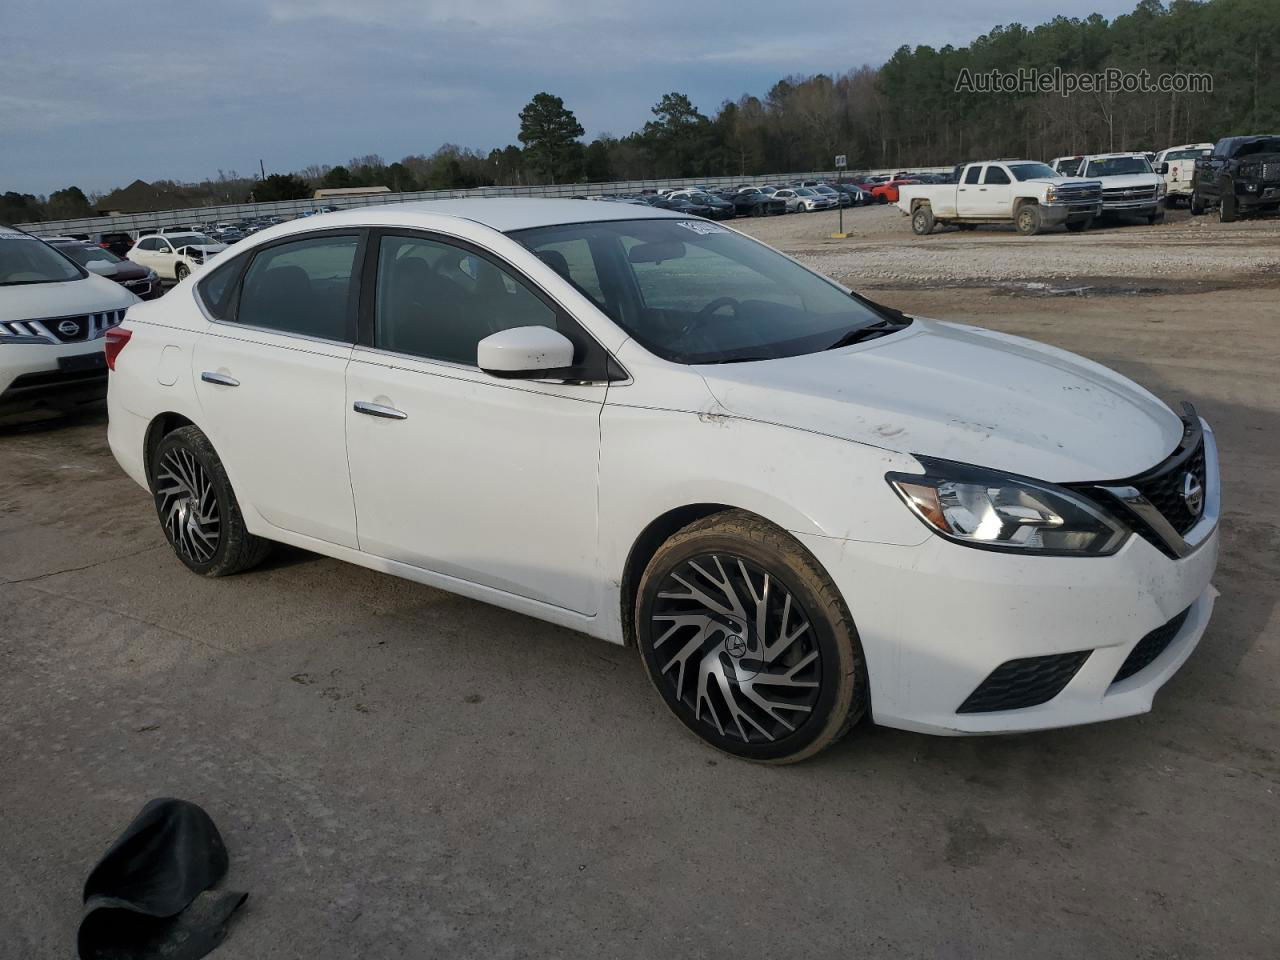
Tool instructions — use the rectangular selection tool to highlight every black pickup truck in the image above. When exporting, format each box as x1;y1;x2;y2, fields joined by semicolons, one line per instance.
1190;135;1280;221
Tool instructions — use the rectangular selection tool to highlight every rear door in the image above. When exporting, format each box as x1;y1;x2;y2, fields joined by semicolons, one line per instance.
192;229;364;548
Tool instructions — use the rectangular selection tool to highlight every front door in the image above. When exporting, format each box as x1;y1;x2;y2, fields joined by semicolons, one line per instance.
345;231;606;614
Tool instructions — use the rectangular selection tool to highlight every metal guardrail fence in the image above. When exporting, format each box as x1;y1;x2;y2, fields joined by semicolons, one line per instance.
16;166;952;237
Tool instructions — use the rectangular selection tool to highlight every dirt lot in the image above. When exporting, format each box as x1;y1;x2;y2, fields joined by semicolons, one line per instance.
3;208;1278;959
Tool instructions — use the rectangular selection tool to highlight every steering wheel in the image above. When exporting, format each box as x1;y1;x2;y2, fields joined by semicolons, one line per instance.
681;296;741;338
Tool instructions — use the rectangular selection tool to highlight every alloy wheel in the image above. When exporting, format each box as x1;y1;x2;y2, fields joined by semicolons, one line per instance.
649;553;822;744
155;447;221;563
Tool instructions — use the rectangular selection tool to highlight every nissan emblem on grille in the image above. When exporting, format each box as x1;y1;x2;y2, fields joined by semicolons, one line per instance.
1182;472;1204;517
57;320;80;337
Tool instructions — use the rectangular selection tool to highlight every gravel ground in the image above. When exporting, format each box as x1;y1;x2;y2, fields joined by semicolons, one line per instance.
3;206;1278;959
734;203;1280;288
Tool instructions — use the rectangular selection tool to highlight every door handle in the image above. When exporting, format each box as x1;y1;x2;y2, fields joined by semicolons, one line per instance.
353;400;407;420
201;371;240;387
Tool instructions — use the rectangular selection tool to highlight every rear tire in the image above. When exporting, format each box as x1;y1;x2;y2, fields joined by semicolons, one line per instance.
911;205;935;235
1015;204;1043;236
635;510;867;764
150;425;271;577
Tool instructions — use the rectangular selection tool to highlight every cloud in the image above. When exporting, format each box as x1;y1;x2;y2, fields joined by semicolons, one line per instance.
1;0;1143;194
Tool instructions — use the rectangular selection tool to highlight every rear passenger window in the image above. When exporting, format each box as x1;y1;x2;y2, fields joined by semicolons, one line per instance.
235;234;359;341
374;234;556;365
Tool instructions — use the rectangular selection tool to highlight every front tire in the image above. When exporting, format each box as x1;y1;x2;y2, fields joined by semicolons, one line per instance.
1219;186;1238;222
1190;190;1206;215
174;263;190;282
911;205;935;235
1015;204;1043;236
636;511;867;763
150;425;271;577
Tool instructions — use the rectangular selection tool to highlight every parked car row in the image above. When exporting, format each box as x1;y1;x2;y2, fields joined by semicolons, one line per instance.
584;178;879;217
895;133;1279;235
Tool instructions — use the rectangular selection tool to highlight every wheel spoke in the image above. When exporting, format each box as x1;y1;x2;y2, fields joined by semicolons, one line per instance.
156;447;221;563
650;552;823;745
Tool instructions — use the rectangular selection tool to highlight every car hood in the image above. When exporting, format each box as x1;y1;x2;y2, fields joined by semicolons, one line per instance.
1;273;138;322
1095;173;1161;187
696;317;1183;482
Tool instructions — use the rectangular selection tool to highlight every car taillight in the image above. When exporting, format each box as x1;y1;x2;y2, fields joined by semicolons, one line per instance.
104;327;132;371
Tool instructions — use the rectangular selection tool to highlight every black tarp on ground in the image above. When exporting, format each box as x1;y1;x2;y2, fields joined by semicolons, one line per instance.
78;798;247;960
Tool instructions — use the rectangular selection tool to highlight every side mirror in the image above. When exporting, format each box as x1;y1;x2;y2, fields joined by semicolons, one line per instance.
1157;162;1169;175
477;326;575;379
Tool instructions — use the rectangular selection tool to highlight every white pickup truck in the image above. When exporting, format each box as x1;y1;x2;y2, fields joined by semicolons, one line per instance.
1050;153;1167;223
1153;143;1213;204
895;160;1103;236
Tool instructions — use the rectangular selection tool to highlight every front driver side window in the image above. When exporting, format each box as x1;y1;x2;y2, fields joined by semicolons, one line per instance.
964;166;983;185
983;166;1011;185
374;234;557;365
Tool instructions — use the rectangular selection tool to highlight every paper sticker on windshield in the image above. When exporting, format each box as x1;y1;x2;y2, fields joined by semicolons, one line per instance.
675;220;727;236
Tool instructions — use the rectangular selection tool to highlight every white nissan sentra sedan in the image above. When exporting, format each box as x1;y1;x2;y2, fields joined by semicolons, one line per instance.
104;199;1218;762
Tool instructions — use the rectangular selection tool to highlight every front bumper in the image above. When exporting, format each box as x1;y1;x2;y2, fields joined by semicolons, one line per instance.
795;423;1220;737
1;341;109;416
1102;199;1163;216
1041;201;1103;225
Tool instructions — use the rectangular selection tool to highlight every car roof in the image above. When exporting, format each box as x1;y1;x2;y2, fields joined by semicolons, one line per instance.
314;198;685;233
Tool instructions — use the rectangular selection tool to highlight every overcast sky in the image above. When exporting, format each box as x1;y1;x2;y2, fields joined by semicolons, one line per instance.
2;0;1139;196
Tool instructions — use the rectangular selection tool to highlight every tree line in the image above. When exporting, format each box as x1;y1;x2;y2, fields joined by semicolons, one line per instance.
4;0;1275;223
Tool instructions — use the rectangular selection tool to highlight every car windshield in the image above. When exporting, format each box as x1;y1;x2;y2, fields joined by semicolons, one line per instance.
1008;162;1058;181
1235;137;1280;157
795;188;815;196
55;244;122;266
1085;157;1153;177
511;218;891;364
0;234;84;285
169;234;213;247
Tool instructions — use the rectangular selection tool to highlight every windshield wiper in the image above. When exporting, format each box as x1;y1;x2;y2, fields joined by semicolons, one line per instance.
825;318;905;350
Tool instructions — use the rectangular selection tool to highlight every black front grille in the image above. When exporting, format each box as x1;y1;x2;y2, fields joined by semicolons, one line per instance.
1103;186;1156;201
957;651;1091;714
1134;438;1206;535
1262;162;1280;182
1113;607;1191;684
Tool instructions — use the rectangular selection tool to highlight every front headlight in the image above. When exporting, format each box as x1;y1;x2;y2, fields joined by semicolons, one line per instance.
1045;185;1058;202
1156;181;1166;198
887;461;1129;556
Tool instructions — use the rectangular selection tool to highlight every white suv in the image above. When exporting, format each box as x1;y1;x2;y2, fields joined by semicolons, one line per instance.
128;232;227;282
105;199;1218;762
1;226;137;417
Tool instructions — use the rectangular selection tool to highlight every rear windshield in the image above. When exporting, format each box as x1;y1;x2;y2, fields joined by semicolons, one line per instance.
0;234;84;285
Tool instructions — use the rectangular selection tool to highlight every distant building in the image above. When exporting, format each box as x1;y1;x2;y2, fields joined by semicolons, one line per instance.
313;186;392;200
